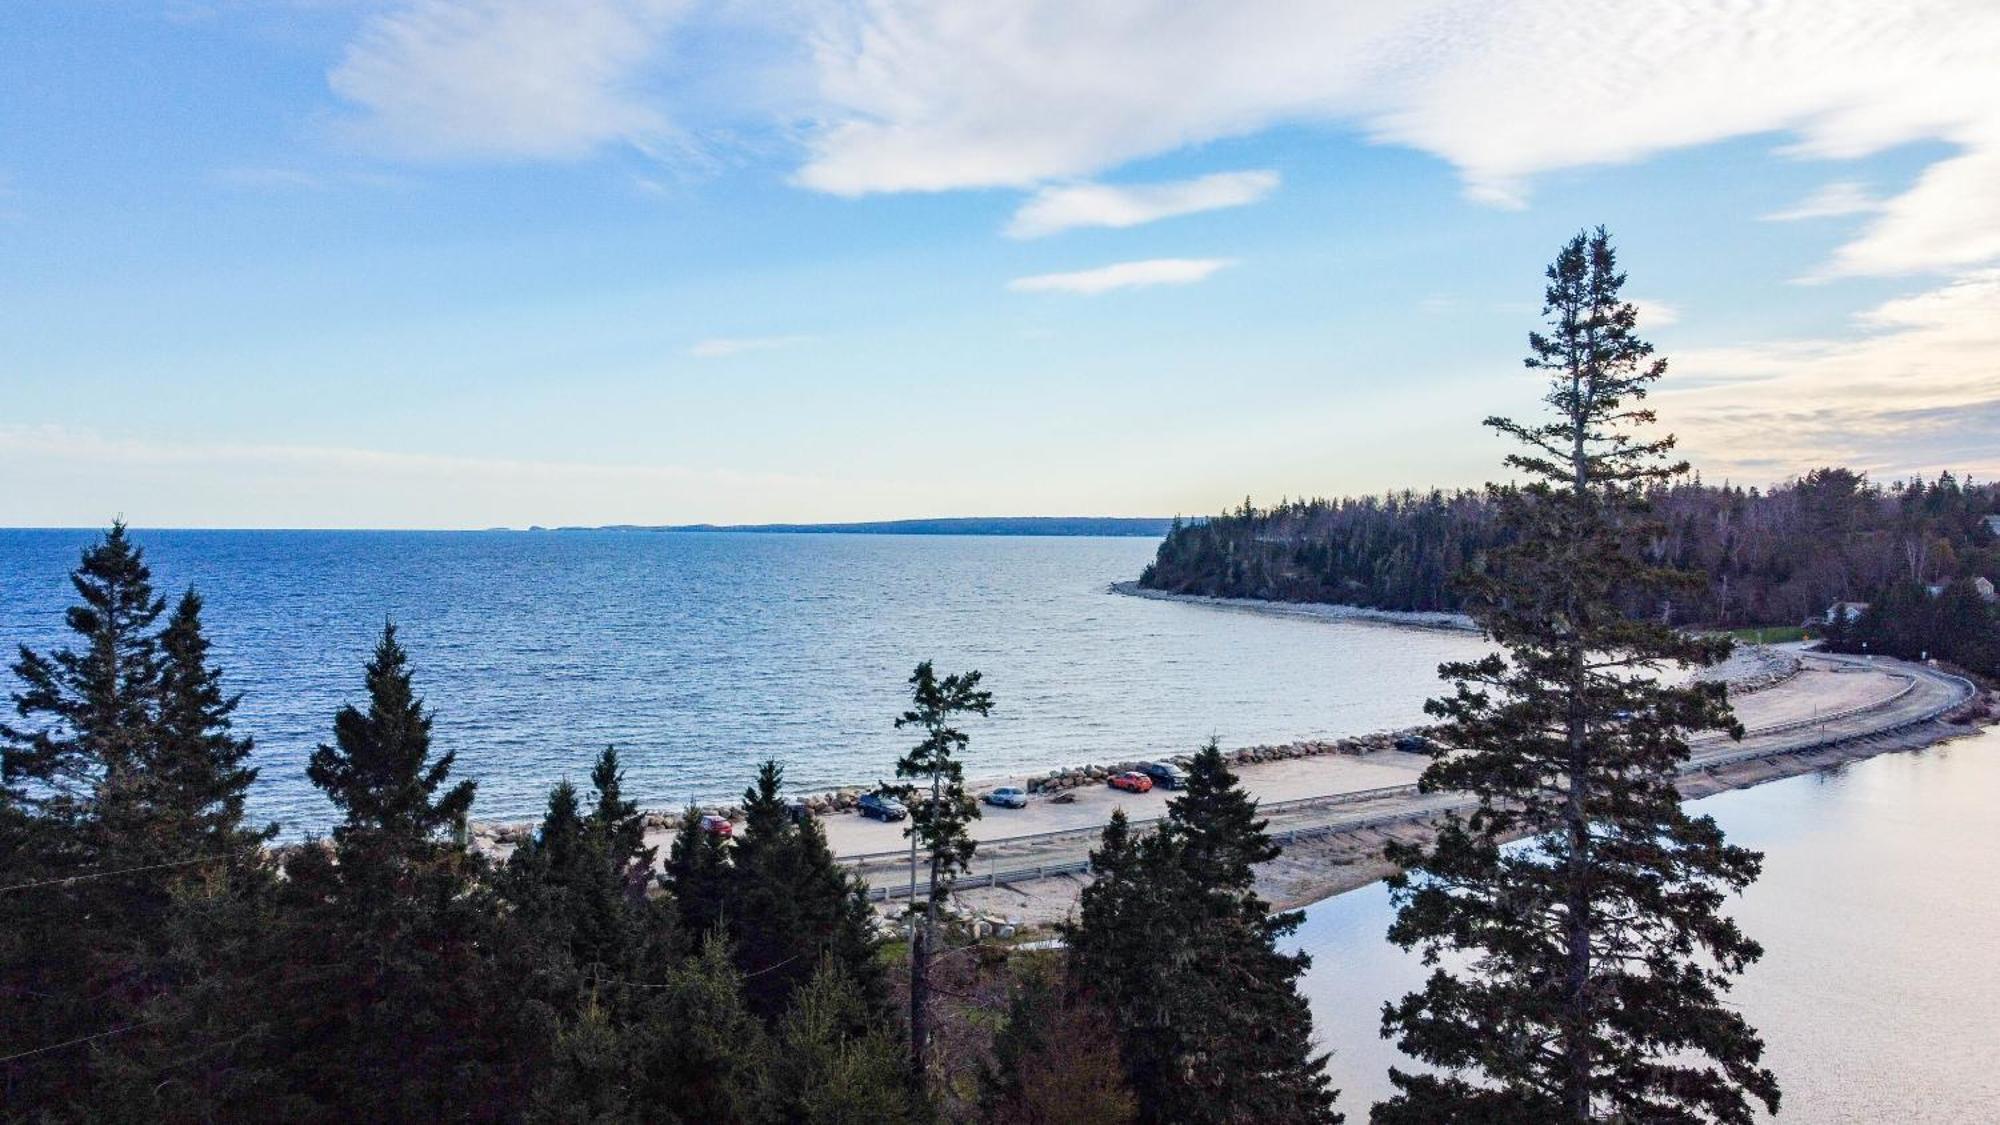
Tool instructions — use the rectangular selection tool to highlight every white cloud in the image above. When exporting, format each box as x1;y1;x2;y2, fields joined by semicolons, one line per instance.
795;1;2000;279
1004;170;1279;238
1813;143;2000;278
1663;269;2000;479
329;0;686;160
688;335;806;358
1762;181;1881;222
1006;258;1234;295
0;426;890;529
1629;298;1680;328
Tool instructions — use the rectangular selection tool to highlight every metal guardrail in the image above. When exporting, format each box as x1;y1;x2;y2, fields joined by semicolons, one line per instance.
838;780;1424;867
858;658;1983;901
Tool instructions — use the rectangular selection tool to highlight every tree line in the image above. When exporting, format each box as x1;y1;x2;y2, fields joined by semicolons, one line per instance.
7;229;1803;1121
0;526;1335;1122
1143;469;2000;634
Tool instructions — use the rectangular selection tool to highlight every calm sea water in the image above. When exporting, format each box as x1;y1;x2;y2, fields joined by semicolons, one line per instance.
0;529;1487;832
1293;727;2000;1122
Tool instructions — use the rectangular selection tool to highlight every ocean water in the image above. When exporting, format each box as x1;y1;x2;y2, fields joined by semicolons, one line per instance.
0;529;1487;833
1293;727;2000;1122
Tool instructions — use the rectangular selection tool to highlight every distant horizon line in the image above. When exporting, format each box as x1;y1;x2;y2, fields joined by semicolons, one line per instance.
0;515;1188;537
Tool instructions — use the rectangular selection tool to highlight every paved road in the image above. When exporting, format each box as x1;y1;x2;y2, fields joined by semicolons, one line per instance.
844;651;1977;900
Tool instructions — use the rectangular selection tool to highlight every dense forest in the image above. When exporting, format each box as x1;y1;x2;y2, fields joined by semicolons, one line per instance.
1;525;1333;1123
1141;469;2000;671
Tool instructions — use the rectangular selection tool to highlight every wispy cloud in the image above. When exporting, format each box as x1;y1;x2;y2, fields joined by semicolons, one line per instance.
1664;269;2000;479
688;335;806;358
795;2;2000;280
1006;258;1234;295
1629;298;1681;328
1005;170;1279;238
0;425;879;529
1762;181;1881;222
328;0;685;161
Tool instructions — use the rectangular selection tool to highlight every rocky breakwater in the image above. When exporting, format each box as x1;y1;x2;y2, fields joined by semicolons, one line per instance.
1023;728;1435;794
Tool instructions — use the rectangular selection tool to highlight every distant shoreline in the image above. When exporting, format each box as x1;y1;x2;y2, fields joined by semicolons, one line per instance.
518;516;1177;537
1108;580;1478;632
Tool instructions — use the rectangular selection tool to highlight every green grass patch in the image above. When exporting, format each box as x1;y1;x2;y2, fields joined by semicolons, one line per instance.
1721;624;1809;644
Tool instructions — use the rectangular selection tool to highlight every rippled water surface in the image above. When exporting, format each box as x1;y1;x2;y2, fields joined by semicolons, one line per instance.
0;529;1487;831
1292;727;2000;1122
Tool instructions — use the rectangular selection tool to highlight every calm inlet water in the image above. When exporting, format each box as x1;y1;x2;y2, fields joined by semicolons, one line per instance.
1293;728;2000;1123
0;529;1487;832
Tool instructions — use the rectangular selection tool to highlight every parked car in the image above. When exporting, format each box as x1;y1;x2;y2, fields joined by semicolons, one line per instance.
983;786;1027;809
1136;761;1185;789
1108;771;1154;794
784;798;815;825
857;792;908;822
699;813;734;838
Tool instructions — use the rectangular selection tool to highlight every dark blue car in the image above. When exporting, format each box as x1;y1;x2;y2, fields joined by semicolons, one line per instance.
858;792;908;822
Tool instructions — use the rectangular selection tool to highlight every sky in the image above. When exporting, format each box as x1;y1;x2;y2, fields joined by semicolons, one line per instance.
1;1;1996;529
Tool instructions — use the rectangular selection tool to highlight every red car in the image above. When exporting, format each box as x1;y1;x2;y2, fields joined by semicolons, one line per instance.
1108;771;1154;794
699;814;734;838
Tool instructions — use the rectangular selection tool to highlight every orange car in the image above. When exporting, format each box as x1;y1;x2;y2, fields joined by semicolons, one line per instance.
1108;771;1154;794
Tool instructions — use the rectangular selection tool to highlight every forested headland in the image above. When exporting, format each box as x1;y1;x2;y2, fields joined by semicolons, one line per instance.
1141;470;2000;673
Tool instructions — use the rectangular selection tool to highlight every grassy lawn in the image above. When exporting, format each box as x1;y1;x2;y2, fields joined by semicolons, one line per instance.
1721;624;1810;645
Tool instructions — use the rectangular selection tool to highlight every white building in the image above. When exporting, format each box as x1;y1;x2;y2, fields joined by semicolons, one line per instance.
1825;601;1870;624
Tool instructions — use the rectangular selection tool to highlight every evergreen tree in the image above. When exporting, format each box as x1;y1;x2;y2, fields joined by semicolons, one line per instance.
626;933;776;1123
1376;229;1778;1123
730;759;883;1023
1068;750;1341;1125
150;589;275;857
885;660;992;1080
663;803;734;940
1;523;171;1108
773;960;915;1124
253;623;532;1119
2;521;164;818
305;621;475;857
585;745;655;901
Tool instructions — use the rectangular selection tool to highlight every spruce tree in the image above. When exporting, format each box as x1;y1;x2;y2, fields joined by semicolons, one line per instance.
773;960;915;1124
1376;228;1778;1123
1068;749;1340;1125
585;744;655;901
305;621;475;859
2;520;164;820
664;803;733;939
260;622;530;1119
885;660;992;1080
627;933;776;1122
150;589;275;856
0;523;170;1108
730;759;883;1023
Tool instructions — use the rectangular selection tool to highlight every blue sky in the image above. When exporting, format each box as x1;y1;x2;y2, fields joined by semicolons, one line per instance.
3;2;1996;528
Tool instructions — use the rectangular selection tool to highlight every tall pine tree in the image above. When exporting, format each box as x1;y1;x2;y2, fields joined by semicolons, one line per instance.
1376;228;1778;1123
885;660;992;1081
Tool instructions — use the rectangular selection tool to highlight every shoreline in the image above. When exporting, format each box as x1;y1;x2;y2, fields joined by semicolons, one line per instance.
941;652;1991;926
1107;580;1477;632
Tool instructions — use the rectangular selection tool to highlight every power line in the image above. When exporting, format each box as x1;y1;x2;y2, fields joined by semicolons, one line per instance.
0;852;244;895
0;1018;156;1066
